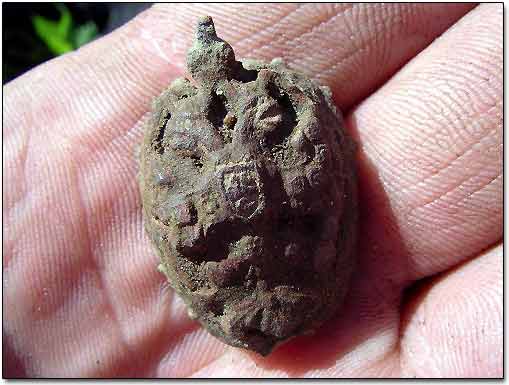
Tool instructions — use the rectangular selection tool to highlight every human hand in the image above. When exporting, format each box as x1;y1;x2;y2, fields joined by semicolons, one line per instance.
4;3;502;378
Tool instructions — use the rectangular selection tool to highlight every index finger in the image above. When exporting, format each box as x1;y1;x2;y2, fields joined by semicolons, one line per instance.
149;3;475;110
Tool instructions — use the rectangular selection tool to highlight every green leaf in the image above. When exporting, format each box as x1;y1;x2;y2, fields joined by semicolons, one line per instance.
31;4;73;56
71;21;98;48
55;3;72;38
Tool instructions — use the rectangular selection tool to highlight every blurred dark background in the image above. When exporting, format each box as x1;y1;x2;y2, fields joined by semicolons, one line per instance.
3;3;152;84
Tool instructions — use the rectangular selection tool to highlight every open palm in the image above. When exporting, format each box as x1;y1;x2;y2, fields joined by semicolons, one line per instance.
4;4;502;378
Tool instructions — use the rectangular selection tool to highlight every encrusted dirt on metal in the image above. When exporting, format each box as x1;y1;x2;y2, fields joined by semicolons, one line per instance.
139;16;358;356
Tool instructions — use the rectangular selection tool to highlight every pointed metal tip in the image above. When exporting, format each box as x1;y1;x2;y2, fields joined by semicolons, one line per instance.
195;16;217;42
197;15;213;26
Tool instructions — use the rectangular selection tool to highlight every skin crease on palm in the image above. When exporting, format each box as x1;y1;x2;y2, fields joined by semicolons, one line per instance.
3;3;502;378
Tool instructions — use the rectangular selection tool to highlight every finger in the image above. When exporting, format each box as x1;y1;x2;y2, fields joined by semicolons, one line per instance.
155;327;227;377
399;244;502;377
2;11;180;218
347;4;502;281
150;3;474;109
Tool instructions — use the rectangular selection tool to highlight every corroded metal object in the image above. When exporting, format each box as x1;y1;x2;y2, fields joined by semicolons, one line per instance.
139;16;358;355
